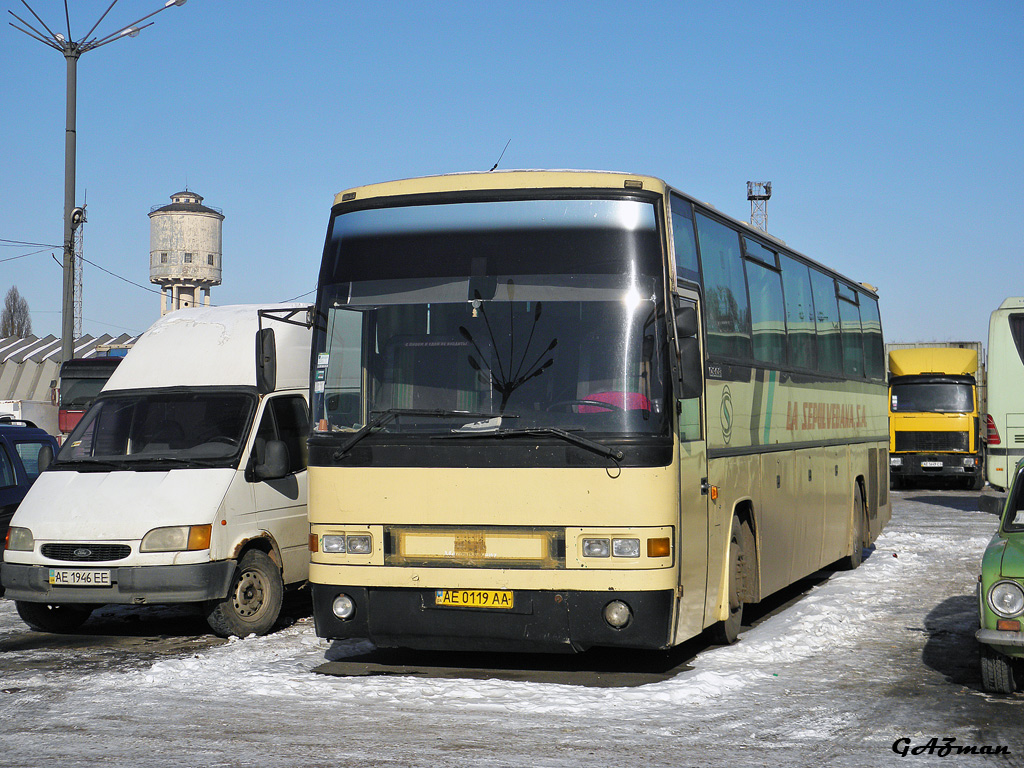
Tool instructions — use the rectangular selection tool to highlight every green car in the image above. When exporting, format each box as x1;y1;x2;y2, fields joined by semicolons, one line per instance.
977;458;1024;693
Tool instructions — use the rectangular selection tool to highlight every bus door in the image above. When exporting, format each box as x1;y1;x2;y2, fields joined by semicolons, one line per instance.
674;294;709;641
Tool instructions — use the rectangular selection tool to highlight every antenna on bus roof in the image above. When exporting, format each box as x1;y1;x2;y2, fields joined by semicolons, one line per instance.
489;138;511;172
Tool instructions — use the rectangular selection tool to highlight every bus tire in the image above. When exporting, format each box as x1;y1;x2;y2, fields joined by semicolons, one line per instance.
980;645;1018;693
841;484;867;570
205;549;284;638
712;516;744;644
16;601;92;633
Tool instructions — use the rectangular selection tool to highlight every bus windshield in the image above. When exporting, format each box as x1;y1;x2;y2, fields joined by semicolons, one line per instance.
890;382;974;413
313;197;671;441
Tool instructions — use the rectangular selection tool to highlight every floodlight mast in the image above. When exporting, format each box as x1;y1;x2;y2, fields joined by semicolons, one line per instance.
8;0;187;363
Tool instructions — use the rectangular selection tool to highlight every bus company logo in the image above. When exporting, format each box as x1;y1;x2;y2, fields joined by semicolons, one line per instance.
720;386;733;444
785;400;868;431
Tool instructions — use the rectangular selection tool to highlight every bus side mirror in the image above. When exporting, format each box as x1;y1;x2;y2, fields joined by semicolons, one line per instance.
674;306;702;399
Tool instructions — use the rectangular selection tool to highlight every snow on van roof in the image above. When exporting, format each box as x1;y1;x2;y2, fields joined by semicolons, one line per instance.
103;304;311;392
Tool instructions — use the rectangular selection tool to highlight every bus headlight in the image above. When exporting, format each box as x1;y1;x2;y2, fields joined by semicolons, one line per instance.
890;457;903;467
963;457;978;468
322;535;346;554
346;535;372;555
988;581;1024;617
603;600;632;628
612;538;641;558
5;526;34;551
332;593;356;620
582;538;610;558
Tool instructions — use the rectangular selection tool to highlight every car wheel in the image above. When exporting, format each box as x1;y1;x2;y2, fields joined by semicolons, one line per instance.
980;645;1018;693
205;550;284;638
16;601;92;633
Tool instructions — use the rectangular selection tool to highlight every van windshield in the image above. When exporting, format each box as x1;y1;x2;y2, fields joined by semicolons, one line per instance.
56;391;256;469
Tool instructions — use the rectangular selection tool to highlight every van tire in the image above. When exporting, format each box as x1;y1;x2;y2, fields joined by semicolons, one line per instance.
205;550;284;638
16;601;92;633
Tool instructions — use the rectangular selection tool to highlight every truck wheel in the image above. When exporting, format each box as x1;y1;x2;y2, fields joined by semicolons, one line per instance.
980;645;1018;693
712;517;744;644
841;484;867;570
205;550;284;638
16;601;92;633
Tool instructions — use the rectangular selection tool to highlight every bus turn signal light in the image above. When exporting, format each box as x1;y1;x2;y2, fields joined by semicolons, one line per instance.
647;537;671;558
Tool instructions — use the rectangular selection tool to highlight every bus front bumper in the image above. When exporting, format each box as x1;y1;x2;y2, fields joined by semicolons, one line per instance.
311;584;674;653
0;561;236;605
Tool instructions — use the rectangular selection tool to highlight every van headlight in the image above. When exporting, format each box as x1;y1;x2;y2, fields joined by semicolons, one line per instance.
988;580;1024;617
140;524;212;552
5;526;34;551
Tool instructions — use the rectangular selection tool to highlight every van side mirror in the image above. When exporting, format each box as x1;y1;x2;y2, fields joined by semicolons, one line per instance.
255;439;289;481
37;443;54;474
256;328;277;395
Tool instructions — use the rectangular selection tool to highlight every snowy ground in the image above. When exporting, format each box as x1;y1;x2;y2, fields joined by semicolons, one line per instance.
1;491;1022;768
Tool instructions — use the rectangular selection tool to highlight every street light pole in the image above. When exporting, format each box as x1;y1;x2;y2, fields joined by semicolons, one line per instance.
9;0;188;364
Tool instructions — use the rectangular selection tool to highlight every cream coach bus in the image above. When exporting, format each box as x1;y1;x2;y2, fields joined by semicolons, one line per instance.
306;171;890;653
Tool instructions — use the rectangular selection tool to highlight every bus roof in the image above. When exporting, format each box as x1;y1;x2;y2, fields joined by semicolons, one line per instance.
328;169;879;301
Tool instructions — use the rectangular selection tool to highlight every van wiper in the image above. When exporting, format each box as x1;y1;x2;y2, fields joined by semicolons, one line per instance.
126;456;225;470
435;426;624;461
332;408;507;461
53;458;129;472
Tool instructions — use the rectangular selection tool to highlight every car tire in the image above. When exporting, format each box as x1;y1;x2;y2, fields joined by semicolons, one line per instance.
205;549;284;638
16;601;92;633
980;645;1018;693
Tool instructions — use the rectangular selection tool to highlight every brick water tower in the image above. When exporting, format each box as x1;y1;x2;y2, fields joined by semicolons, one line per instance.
149;190;224;315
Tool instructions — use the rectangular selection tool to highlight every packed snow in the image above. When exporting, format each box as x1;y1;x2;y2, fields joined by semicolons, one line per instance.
1;492;1021;768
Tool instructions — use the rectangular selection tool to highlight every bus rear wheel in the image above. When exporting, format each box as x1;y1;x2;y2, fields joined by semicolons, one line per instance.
841;484;867;570
713;516;744;644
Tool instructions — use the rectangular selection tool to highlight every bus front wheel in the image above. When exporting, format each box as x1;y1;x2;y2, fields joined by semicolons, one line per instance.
713;516;745;644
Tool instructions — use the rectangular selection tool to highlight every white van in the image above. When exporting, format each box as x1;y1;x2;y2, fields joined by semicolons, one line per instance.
2;304;312;637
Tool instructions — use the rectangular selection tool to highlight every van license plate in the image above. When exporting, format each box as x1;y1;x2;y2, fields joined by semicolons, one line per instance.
48;569;112;587
435;589;513;609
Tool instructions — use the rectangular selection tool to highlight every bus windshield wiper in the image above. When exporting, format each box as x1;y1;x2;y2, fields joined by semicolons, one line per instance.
332;408;507;461
435;426;624;461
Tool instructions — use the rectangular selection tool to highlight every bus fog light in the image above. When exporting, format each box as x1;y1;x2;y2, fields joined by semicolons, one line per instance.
332;594;356;620
322;535;346;554
612;538;640;558
603;600;632;628
989;581;1024;617
582;538;610;558
346;535;372;554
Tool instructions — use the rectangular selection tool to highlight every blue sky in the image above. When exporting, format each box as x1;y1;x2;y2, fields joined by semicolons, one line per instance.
1;0;1020;350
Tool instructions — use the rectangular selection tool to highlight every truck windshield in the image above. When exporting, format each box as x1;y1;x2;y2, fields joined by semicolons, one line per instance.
312;196;671;443
56;391;255;467
890;382;974;413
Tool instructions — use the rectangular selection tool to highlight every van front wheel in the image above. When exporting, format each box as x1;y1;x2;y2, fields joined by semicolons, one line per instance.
205;550;284;638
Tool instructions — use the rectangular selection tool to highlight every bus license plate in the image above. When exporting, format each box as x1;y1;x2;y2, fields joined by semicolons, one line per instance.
48;569;112;587
921;461;944;468
435;589;513;609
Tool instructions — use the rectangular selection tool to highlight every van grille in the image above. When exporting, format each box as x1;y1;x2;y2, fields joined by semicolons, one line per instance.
894;431;969;452
41;544;131;562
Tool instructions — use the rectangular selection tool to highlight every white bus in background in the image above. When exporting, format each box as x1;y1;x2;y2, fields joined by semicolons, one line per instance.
981;297;1024;513
3;304;312;637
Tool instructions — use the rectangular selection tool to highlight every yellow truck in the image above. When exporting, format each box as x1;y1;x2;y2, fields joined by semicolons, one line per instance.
888;347;983;489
